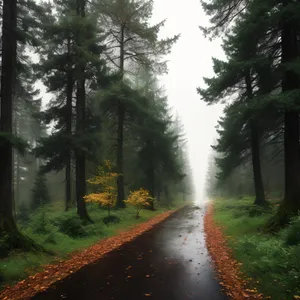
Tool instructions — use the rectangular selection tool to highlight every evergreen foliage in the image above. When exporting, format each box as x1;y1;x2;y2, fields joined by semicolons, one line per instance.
31;171;51;210
200;0;300;226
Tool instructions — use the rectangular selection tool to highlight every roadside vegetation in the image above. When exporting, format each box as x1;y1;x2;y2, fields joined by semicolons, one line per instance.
212;197;300;300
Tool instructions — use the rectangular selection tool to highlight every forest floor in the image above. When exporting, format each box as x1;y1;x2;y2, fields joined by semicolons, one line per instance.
0;201;185;298
1;204;227;300
208;196;300;300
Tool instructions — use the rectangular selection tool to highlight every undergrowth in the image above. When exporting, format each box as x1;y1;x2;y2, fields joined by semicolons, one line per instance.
0;200;184;289
214;196;300;300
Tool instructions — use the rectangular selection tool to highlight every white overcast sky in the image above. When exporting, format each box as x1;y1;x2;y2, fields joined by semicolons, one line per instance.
38;0;225;202
152;0;225;201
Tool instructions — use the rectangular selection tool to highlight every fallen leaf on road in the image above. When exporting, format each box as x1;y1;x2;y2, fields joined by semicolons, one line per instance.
0;210;176;300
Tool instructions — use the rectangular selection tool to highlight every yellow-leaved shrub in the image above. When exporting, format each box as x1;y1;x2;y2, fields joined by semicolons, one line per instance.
84;160;118;216
124;188;154;218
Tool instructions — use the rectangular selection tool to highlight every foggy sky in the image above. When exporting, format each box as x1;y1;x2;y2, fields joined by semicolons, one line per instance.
152;0;225;201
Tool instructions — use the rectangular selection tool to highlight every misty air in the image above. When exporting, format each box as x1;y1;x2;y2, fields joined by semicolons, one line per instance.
0;0;299;300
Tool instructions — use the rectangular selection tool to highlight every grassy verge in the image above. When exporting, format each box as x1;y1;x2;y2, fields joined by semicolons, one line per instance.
213;196;300;300
0;200;186;290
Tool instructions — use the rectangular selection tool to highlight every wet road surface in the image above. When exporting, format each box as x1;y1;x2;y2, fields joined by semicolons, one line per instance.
32;205;227;300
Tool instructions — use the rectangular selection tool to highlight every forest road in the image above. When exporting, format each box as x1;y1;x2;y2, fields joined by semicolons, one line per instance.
32;205;228;300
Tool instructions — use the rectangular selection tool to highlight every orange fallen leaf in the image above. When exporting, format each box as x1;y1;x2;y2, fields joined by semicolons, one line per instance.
204;204;264;300
0;210;177;300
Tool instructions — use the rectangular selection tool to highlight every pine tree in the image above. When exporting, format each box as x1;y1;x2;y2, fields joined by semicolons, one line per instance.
198;34;268;204
128;71;188;207
14;98;45;209
0;0;18;233
205;150;218;198
0;0;52;233
279;0;300;225
98;67;189;208
36;0;108;220
36;0;79;212
94;0;179;207
31;172;51;210
14;35;45;208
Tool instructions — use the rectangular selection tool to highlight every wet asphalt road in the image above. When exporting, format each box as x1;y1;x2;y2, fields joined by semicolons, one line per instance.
32;205;227;300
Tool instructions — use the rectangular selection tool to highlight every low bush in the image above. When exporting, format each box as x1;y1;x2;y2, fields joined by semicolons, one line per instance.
247;205;272;217
281;215;300;246
55;214;86;238
43;232;58;245
29;210;53;235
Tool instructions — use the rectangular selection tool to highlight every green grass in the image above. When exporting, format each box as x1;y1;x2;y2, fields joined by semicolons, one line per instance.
213;196;300;300
0;200;185;290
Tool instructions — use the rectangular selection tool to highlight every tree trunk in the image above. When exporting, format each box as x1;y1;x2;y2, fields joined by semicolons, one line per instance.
283;112;300;209
0;0;17;233
16;153;20;206
245;72;266;206
65;159;71;211
281;6;300;217
116;25;126;208
157;190;161;202
65;36;73;211
267;3;300;230
14;115;20;210
75;0;91;221
164;185;170;204
75;152;89;220
250;120;266;205
116;102;125;207
146;141;155;210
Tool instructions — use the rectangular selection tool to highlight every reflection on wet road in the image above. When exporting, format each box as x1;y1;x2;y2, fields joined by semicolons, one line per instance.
32;205;227;300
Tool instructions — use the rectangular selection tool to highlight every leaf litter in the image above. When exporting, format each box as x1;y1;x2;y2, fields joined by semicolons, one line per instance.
204;204;263;300
0;210;176;300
